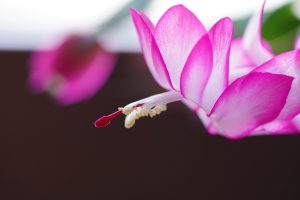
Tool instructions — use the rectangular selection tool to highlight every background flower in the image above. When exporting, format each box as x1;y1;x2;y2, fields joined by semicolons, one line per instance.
29;34;116;105
27;0;150;105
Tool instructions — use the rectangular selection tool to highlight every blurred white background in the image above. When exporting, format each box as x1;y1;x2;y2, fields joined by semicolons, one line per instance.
0;0;292;51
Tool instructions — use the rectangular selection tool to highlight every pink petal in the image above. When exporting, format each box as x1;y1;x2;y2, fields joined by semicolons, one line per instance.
130;8;173;90
295;34;300;49
197;108;218;135
209;72;293;139
271;122;299;135
140;13;155;32
273;123;298;134
260;121;298;134
182;99;199;111
228;39;254;83
250;121;298;136
154;4;206;90
253;50;300;122
230;38;255;70
201;17;233;112
28;50;57;93
242;0;273;65
55;50;116;105
229;67;253;84
180;34;213;104
291;114;300;131
229;38;272;83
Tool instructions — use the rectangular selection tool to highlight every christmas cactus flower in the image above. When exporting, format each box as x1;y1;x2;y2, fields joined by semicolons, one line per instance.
202;0;300;136
95;5;295;139
29;34;116;105
95;4;232;129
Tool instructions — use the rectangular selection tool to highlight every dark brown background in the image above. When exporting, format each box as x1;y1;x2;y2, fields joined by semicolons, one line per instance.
1;51;300;200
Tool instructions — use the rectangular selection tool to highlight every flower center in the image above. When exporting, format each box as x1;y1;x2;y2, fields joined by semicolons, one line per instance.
94;91;183;128
54;35;101;80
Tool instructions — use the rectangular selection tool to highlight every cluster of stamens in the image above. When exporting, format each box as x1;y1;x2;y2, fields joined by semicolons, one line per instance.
94;92;182;129
121;105;167;128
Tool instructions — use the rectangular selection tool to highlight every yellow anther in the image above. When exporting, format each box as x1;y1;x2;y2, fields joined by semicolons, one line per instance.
123;104;167;128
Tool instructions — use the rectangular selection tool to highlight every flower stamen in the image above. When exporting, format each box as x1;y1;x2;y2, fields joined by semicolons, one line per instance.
94;104;143;128
94;91;183;129
124;104;167;128
94;109;122;128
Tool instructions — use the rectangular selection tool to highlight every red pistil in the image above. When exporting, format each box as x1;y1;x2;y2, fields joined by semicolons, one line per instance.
94;104;143;128
94;110;122;128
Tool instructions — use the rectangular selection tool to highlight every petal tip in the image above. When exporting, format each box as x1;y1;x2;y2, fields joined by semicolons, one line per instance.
221;16;232;23
129;7;138;13
129;7;140;18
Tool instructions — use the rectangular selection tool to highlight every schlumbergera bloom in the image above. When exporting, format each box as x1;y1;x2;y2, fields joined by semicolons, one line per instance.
29;34;116;105
95;5;295;139
200;0;300;136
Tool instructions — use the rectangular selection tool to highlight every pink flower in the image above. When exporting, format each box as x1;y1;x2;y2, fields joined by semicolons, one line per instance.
201;1;300;137
28;34;116;105
94;5;294;139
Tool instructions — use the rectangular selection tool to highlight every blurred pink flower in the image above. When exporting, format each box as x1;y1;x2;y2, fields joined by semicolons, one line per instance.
29;34;116;105
95;5;294;139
